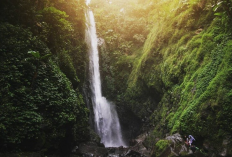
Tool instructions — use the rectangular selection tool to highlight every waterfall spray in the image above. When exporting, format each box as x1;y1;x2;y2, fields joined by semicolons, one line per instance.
85;1;126;147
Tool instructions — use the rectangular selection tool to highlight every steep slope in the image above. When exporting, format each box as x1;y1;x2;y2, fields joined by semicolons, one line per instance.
92;0;232;155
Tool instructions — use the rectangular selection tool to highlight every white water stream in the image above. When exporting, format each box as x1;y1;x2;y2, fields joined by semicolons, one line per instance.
85;1;126;147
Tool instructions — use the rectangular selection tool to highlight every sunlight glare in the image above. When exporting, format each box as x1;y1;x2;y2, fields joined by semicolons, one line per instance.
86;0;91;5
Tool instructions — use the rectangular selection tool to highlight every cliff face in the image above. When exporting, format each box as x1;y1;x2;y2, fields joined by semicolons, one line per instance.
92;0;232;155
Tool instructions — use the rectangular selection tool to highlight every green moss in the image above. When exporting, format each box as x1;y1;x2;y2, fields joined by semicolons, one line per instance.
92;0;232;151
155;140;170;157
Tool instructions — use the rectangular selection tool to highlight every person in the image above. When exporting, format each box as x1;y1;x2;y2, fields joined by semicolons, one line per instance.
188;135;195;146
184;135;189;146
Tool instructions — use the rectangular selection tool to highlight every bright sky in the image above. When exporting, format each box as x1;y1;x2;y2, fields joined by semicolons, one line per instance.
86;0;91;5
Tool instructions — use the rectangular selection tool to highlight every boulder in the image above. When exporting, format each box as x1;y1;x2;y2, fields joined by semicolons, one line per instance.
77;143;108;157
124;149;143;156
152;133;206;157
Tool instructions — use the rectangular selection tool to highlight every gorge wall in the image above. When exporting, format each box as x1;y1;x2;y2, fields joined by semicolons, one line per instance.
91;0;232;156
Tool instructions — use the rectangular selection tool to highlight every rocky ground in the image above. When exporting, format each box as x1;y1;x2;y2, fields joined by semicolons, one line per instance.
74;133;229;157
1;133;230;157
73;132;150;157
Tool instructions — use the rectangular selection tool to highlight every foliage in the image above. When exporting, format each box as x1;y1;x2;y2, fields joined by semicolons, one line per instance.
90;0;158;118
3;0;231;154
0;0;89;154
92;0;232;152
154;140;170;157
38;7;73;54
213;0;232;29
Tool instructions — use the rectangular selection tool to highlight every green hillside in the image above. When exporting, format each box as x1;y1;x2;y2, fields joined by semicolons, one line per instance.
91;0;232;154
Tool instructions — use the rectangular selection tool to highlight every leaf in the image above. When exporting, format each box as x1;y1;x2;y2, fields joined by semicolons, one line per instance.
28;51;40;58
214;12;223;16
213;0;227;12
41;54;52;60
213;5;220;12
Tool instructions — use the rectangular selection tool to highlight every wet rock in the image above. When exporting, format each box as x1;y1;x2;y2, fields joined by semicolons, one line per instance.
116;105;142;143
152;133;206;157
110;146;128;156
129;139;138;146
72;146;79;153
98;38;105;46
77;143;108;157
124;149;142;156
108;147;116;154
218;136;231;157
128;133;152;156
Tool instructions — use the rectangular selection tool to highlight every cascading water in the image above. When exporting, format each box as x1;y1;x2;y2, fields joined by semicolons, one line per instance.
85;1;126;147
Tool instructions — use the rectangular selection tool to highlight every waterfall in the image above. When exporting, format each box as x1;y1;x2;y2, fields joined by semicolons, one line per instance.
85;1;126;147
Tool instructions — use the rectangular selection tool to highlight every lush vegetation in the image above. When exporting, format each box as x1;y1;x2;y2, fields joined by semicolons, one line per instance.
0;0;90;155
91;0;232;155
154;139;170;157
1;0;232;156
